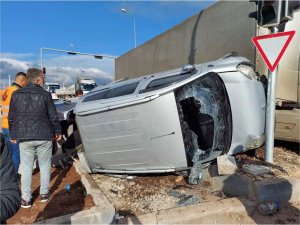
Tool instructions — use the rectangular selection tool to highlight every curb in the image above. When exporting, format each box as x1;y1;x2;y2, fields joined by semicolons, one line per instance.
118;197;257;224
36;161;115;224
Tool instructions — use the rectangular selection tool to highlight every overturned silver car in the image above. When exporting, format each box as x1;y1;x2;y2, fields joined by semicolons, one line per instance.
73;56;266;174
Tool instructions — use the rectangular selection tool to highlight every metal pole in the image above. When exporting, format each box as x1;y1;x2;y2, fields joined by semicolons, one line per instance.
265;26;279;163
133;17;136;48
39;47;115;59
40;48;43;69
121;8;136;48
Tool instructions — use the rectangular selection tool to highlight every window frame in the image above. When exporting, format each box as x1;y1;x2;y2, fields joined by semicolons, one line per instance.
82;81;140;103
139;73;192;94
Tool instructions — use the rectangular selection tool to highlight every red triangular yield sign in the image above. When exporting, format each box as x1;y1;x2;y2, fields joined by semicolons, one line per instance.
252;31;295;72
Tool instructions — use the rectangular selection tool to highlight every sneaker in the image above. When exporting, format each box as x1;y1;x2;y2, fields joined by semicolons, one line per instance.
21;199;32;208
40;192;51;202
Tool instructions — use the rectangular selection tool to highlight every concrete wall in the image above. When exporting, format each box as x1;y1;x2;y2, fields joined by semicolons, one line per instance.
115;1;257;80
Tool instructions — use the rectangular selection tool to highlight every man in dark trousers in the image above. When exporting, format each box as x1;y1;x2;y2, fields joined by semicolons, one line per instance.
0;133;21;223
8;68;61;208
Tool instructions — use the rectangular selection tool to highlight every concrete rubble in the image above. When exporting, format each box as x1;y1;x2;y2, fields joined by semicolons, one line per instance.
217;155;238;175
36;146;299;224
242;164;271;176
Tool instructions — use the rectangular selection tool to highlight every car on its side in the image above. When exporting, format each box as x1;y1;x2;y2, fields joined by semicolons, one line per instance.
56;56;266;174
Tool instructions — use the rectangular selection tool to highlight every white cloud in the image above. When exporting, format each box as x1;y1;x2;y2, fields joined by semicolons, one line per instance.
45;65;113;86
0;53;36;60
0;57;35;88
0;57;33;73
0;53;115;88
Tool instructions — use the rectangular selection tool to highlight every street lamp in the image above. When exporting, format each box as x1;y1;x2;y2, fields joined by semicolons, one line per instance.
121;8;137;48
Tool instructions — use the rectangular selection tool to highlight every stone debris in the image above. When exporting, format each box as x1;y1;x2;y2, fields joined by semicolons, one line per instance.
168;190;186;198
217;155;238;175
175;175;184;183
168;185;200;207
296;157;300;166
177;195;200;206
242;164;271;176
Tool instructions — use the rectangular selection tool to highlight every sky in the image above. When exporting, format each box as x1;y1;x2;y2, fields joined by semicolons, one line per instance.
0;0;215;88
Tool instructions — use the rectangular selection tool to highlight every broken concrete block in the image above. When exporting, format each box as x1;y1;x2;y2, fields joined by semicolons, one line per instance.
211;174;252;198
253;179;293;203
242;164;270;176
217;155;238;175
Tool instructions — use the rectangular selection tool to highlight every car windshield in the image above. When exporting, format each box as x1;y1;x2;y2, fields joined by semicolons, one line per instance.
81;83;97;91
49;85;60;93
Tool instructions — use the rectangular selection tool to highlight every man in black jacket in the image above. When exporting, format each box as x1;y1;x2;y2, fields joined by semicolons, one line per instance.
8;68;61;208
0;133;21;223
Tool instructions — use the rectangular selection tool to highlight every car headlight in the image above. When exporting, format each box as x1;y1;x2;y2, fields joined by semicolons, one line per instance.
245;133;265;150
237;63;257;80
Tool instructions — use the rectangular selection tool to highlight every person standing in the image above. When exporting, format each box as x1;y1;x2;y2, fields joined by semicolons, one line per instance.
1;72;27;176
8;68;61;208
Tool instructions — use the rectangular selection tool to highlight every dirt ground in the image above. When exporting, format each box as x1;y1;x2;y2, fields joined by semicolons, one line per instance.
92;141;300;222
7;165;95;224
92;172;223;217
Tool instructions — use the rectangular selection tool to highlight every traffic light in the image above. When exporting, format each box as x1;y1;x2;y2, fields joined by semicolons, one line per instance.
260;0;282;28
249;0;299;28
281;0;300;22
249;0;263;21
94;55;103;59
42;67;46;74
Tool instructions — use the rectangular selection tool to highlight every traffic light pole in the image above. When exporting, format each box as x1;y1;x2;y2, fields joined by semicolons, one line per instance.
40;47;116;70
40;48;43;69
265;26;279;163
